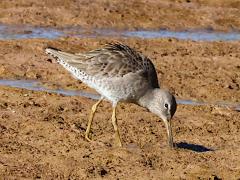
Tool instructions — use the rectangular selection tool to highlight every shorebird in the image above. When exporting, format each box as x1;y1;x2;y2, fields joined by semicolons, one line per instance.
45;43;177;148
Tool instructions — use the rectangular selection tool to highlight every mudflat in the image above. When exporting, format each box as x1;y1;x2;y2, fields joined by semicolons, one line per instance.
0;0;240;31
0;0;240;179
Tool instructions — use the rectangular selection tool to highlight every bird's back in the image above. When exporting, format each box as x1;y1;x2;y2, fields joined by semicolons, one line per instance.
45;43;159;102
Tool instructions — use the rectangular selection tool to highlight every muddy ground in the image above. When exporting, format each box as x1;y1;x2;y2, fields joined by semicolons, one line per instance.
1;0;240;179
0;0;240;31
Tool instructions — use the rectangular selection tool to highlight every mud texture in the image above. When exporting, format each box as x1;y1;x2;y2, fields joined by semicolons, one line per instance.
1;37;240;179
1;0;240;179
0;0;240;31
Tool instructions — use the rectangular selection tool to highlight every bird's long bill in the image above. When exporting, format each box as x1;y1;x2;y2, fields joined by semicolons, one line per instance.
164;120;174;148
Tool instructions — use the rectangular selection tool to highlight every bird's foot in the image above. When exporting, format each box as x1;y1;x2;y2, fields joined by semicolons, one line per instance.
85;135;92;142
115;132;123;147
117;141;123;147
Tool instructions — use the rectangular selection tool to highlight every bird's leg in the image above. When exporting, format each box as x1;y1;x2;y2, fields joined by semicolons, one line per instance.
111;104;122;147
85;98;103;142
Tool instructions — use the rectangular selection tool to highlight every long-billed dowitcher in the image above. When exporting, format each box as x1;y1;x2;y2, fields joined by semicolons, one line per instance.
45;43;177;148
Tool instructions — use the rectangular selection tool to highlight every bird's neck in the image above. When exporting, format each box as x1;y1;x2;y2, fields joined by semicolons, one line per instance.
137;88;156;109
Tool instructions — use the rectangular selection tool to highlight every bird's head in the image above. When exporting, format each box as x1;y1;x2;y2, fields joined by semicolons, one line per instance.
149;89;177;121
139;89;177;148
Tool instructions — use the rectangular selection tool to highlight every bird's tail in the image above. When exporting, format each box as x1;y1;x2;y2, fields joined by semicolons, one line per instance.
45;47;90;83
45;47;77;63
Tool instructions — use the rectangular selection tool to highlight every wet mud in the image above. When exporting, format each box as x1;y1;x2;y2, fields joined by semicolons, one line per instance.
0;0;240;179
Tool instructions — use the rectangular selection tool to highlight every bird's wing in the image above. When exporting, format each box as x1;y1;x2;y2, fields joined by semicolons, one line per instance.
46;43;159;88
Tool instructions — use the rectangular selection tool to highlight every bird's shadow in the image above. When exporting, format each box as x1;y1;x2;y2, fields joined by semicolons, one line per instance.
175;142;214;152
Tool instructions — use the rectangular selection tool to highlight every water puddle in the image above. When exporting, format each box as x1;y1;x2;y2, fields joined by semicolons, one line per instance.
0;79;100;100
177;99;240;112
0;24;240;41
0;79;239;111
125;30;240;41
0;24;63;39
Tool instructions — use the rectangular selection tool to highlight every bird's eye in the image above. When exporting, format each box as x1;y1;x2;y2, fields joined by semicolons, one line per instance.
164;103;168;109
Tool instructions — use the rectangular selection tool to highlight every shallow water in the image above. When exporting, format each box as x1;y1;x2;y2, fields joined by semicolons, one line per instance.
0;24;63;39
0;79;239;111
124;30;240;41
0;24;240;41
0;79;100;100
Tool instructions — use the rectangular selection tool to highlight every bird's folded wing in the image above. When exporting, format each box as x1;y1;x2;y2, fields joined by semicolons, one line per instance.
46;43;159;88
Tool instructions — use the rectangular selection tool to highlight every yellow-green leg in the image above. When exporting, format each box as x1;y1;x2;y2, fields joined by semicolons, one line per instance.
111;104;122;147
85;98;103;141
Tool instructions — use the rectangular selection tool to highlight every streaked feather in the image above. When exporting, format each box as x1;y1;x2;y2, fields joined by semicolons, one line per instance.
45;43;159;88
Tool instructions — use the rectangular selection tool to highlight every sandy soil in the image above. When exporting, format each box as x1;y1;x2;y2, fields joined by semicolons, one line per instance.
0;0;240;31
1;0;240;179
1;37;240;180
